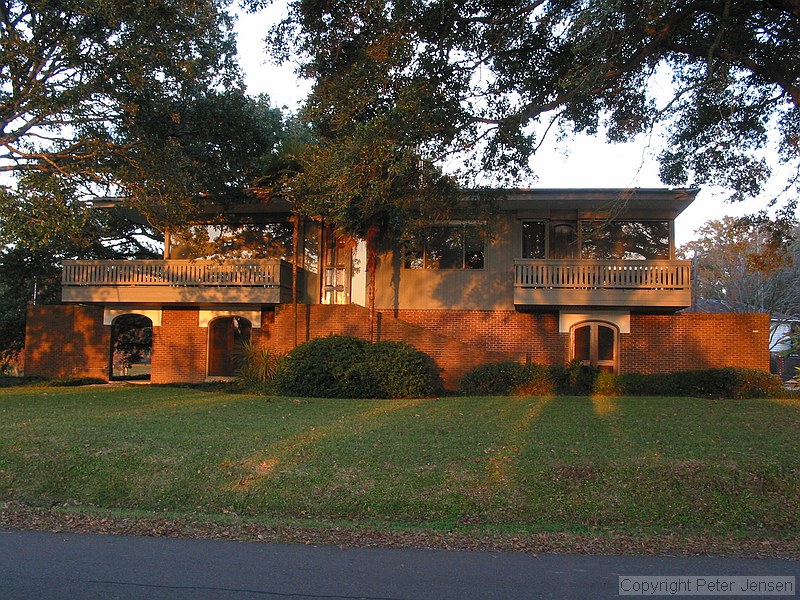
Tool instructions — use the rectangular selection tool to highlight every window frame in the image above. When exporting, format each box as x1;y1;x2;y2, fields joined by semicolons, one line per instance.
570;321;619;374
579;219;672;260
403;222;486;270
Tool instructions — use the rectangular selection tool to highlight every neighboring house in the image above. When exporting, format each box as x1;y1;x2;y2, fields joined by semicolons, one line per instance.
24;188;770;389
770;316;800;381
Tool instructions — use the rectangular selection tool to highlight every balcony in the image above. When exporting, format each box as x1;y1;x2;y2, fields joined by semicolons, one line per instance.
61;259;292;305
514;259;692;310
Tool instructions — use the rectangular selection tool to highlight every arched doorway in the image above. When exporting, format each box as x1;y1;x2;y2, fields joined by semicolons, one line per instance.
110;314;153;380
571;322;618;373
208;316;252;377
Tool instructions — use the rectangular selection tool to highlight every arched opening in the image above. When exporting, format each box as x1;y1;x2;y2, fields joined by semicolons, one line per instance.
571;322;618;373
208;316;252;377
110;314;153;381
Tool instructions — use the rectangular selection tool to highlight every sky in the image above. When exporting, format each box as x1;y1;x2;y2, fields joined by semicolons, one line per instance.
233;5;779;247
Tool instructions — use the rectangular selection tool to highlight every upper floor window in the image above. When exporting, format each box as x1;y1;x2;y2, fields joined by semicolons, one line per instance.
404;224;485;269
581;221;670;260
522;221;546;259
172;223;293;260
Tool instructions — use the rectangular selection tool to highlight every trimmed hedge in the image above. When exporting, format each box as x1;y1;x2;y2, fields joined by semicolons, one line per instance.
459;363;786;399
460;360;593;396
614;367;785;399
274;336;437;398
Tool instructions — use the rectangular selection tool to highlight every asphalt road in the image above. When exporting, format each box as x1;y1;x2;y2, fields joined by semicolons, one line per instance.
0;530;797;599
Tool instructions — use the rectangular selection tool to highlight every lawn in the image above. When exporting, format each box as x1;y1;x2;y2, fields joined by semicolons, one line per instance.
0;384;797;554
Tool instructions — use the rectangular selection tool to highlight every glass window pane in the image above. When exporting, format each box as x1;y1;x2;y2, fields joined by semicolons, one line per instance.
426;226;463;269
573;325;591;362
581;221;670;259
598;325;615;361
403;235;424;269
551;224;578;259
522;221;546;259
464;226;484;269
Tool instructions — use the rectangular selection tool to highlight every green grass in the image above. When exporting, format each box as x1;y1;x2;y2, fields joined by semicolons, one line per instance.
0;385;797;541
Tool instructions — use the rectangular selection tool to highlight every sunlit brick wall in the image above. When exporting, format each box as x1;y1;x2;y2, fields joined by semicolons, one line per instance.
622;313;770;374
150;309;207;384
24;304;110;379
391;309;568;362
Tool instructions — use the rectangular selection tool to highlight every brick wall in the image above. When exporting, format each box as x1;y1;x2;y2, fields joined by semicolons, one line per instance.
24;304;110;379
24;304;771;387
260;305;521;389
390;309;567;362
622;313;770;374
150;309;207;384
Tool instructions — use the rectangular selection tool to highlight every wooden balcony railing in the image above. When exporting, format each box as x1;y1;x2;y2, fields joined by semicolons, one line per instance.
61;259;292;304
514;259;692;308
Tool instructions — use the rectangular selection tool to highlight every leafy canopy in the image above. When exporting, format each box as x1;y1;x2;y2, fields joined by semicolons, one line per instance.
260;0;799;198
680;215;800;351
0;0;294;357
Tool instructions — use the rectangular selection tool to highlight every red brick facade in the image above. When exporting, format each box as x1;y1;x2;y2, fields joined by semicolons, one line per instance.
622;313;769;373
24;304;770;389
24;304;110;379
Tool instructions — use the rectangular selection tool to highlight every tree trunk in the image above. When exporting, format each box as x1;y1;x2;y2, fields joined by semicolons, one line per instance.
366;225;379;343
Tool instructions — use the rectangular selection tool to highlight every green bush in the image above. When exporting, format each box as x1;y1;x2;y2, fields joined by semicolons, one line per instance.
275;336;366;398
460;362;537;395
617;367;784;399
234;342;282;395
550;359;599;395
459;362;783;399
352;340;437;398
274;336;437;398
460;362;554;396
592;371;621;396
45;377;107;387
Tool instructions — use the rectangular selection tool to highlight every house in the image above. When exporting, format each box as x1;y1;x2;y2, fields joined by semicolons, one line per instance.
24;188;770;389
769;316;800;381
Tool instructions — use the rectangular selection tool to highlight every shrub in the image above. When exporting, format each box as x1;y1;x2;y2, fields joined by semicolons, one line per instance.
460;362;537;396
460;362;554;396
45;377;106;387
592;371;620;396
617;367;784;399
349;340;437;398
234;342;282;395
550;359;599;396
275;335;366;398
274;336;438;398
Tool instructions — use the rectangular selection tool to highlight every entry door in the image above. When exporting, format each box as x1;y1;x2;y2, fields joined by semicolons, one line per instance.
208;317;251;376
572;322;617;372
321;229;351;304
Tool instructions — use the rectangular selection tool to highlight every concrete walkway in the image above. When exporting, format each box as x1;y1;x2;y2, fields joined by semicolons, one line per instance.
0;530;796;599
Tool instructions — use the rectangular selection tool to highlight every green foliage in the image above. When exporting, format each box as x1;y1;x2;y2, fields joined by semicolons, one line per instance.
592;371;621;396
1;0;239;180
550;360;600;396
614;368;785;399
44;377;107;387
234;342;282;395
460;362;552;396
275;336;366;398
275;336;437;398
265;0;799;201
460;363;784;399
356;341;437;399
0;2;294;359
